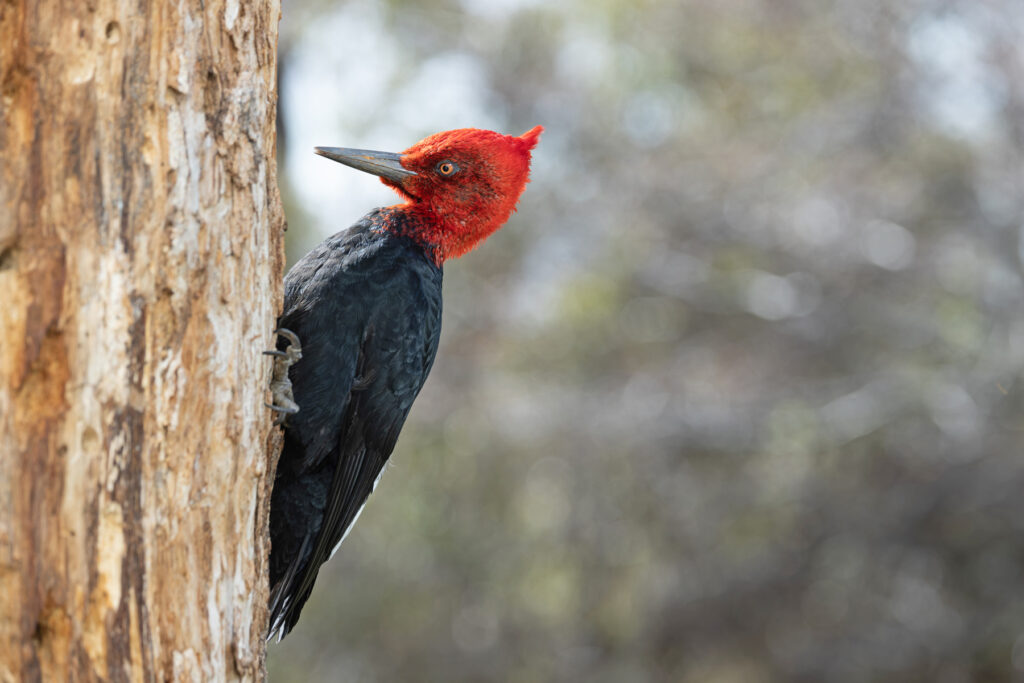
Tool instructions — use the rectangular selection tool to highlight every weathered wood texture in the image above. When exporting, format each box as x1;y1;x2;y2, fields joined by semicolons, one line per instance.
0;0;284;680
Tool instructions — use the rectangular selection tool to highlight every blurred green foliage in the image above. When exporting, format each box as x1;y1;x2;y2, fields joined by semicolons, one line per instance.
269;0;1024;680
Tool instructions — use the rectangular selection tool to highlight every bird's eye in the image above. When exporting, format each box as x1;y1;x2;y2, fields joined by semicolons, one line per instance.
436;160;459;177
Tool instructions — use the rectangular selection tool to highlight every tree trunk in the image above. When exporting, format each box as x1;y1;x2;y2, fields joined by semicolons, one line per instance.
0;0;284;680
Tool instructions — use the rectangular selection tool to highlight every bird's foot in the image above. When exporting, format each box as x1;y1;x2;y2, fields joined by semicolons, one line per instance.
265;328;302;426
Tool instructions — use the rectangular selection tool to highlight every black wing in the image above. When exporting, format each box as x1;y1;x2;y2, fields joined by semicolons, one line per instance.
268;215;442;640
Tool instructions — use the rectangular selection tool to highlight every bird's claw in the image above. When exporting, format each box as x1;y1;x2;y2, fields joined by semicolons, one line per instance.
265;401;299;426
266;328;302;426
274;328;302;349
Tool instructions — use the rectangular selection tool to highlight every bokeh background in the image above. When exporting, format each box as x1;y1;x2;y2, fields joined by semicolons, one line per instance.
267;0;1024;680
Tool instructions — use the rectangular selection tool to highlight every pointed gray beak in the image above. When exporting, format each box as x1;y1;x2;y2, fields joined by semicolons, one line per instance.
314;147;418;183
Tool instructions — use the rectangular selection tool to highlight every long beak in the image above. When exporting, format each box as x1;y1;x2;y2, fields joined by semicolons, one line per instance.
314;147;418;182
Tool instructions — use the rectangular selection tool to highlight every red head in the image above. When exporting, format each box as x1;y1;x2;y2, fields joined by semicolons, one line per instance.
315;126;542;263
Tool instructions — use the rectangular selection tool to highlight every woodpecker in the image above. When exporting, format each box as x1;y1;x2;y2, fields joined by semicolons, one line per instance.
265;126;542;640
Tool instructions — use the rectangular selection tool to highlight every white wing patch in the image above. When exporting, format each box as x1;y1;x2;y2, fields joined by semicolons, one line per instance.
328;462;389;561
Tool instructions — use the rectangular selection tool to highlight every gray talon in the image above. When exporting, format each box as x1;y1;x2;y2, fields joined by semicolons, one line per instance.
275;328;301;348
266;328;302;425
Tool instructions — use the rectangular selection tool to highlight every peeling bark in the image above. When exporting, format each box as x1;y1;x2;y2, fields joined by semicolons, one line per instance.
0;0;284;680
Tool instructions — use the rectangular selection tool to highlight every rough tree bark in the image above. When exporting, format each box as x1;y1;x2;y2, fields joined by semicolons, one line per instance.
0;0;284;680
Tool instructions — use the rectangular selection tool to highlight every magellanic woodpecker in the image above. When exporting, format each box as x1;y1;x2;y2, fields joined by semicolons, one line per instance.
266;126;543;640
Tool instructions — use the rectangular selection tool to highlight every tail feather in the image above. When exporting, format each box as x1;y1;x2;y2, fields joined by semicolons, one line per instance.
267;532;313;641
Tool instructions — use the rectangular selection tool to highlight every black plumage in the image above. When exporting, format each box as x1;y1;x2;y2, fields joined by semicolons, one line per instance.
268;208;442;639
